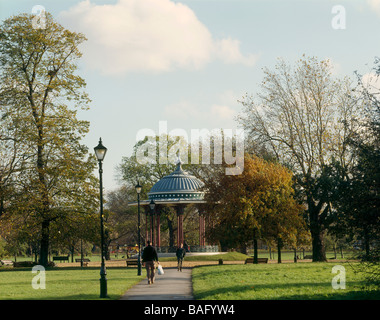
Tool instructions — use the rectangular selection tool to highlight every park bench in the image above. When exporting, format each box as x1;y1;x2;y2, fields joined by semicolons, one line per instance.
0;260;14;266
75;258;91;267
13;261;35;267
245;257;268;264
126;259;139;267
52;256;69;263
303;255;313;259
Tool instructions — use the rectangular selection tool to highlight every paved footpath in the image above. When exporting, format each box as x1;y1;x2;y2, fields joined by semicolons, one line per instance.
120;267;194;300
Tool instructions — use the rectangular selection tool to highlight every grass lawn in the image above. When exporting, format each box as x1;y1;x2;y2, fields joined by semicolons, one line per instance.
2;255;378;300
192;262;380;300
0;267;142;300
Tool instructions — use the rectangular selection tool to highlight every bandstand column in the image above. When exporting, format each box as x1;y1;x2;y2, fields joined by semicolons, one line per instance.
199;214;206;246
176;205;184;247
144;207;149;244
151;209;155;246
156;209;161;247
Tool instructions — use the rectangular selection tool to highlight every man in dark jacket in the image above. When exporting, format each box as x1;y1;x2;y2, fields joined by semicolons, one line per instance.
176;243;186;272
142;241;159;284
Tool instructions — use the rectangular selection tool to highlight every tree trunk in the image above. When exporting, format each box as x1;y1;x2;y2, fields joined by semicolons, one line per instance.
239;245;248;255
309;203;327;262
277;238;282;264
39;219;50;267
333;243;337;259
253;229;258;264
310;227;327;262
220;240;229;252
104;229;111;260
37;123;51;267
105;248;111;260
364;226;370;260
0;185;4;217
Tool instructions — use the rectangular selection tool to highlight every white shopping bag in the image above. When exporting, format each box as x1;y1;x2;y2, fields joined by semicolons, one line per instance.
157;264;164;275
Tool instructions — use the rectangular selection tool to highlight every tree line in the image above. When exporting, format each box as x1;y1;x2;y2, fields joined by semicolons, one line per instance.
237;56;379;262
1;13;378;266
116;56;379;263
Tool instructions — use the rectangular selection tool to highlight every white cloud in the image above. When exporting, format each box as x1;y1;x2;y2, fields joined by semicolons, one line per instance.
163;90;241;128
215;38;258;67
211;104;236;119
164;100;202;119
59;0;258;75
368;0;380;15
164;101;236;122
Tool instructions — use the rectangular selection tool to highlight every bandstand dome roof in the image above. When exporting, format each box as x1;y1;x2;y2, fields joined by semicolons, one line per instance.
148;161;204;201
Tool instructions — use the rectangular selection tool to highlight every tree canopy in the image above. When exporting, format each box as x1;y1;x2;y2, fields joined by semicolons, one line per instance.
238;56;362;261
203;153;308;256
0;13;98;265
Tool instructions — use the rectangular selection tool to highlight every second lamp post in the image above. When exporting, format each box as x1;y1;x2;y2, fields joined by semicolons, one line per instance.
135;182;142;276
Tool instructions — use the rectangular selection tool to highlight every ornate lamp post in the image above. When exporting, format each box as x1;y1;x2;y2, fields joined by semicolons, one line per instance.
94;138;108;298
135;181;142;276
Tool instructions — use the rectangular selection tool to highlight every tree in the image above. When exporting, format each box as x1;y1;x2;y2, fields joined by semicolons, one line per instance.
203;153;306;260
117;135;181;247
0;13;97;266
238;56;361;261
353;64;380;258
330;60;380;287
105;186;139;257
330;62;380;260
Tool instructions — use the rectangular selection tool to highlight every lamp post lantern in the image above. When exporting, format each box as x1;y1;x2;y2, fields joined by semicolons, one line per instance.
149;199;156;211
135;181;142;276
94;138;108;298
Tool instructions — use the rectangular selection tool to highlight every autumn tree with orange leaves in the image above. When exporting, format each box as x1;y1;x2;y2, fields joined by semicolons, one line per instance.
203;154;308;262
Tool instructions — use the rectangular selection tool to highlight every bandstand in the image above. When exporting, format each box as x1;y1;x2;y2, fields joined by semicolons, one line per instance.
130;161;217;253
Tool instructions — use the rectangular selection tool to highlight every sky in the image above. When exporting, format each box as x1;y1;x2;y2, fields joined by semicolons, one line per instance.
1;0;380;192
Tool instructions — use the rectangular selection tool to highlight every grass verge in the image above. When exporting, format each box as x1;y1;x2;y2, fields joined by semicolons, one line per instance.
0;267;141;300
192;262;380;300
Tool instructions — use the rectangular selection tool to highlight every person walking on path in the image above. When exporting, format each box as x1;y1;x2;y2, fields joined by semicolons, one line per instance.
142;241;159;284
184;240;190;252
176;243;186;272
